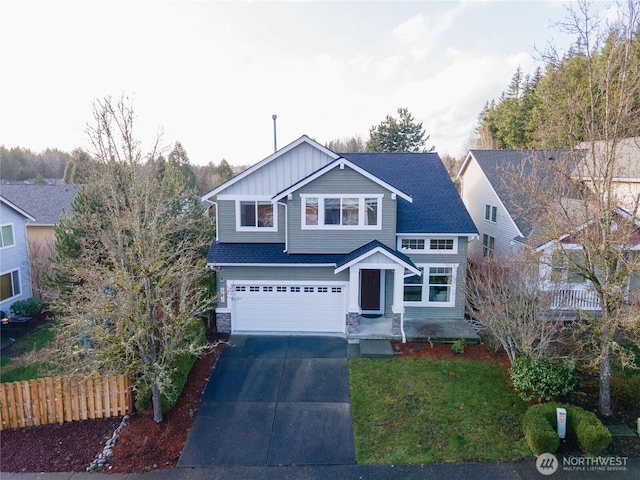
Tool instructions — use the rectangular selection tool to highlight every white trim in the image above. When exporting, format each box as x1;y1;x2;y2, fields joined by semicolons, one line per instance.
397;236;459;254
334;246;420;275
0;268;22;302
0;197;36;222
234;199;278;232
301;194;384;230
201;135;340;201
227;279;346;286
403;263;458;307
208;263;337;268
218;194;273;200
0;223;16;249
272;158;412;203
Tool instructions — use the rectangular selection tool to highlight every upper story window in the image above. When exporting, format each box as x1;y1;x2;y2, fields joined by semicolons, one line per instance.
1;224;15;248
301;194;382;229
236;200;276;231
0;269;21;301
399;237;457;253
551;249;585;283
484;204;497;223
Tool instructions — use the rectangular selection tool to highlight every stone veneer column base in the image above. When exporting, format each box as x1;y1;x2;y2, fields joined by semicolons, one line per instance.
347;312;360;334
216;312;231;333
392;313;402;336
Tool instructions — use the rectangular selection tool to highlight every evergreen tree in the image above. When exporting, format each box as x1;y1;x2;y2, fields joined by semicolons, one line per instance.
366;107;434;153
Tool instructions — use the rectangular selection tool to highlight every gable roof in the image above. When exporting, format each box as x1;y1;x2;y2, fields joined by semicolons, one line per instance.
460;149;576;239
344;153;478;235
0;195;36;221
201;135;339;201
0;184;79;225
334;240;419;274
271;157;413;203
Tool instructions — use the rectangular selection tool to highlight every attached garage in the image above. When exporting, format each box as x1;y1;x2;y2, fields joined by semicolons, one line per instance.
229;281;346;333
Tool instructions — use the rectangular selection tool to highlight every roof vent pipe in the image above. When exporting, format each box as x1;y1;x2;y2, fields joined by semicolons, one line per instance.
272;114;278;152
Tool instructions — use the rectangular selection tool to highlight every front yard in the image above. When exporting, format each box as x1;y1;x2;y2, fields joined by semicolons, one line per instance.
349;356;530;464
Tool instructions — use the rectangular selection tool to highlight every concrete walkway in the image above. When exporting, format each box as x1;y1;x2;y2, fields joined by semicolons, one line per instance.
177;335;355;467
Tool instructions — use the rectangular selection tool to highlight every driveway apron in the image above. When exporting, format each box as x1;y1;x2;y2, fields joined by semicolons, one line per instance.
178;335;356;467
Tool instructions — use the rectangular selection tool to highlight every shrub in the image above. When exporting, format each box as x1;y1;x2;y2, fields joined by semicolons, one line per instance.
9;298;43;317
522;403;612;455
510;356;577;402
611;371;640;409
135;317;207;412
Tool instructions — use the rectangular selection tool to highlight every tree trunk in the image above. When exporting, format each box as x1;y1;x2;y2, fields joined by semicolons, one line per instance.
151;379;163;423
599;342;612;417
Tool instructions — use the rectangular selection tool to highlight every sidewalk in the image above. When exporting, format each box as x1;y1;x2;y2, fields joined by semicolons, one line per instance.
3;458;640;480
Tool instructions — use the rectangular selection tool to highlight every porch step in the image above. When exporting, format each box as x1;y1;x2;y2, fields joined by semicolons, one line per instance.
359;339;394;358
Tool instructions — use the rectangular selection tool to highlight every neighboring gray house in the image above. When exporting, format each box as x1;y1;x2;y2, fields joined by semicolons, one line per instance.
202;135;478;341
0;184;79;299
0;196;35;314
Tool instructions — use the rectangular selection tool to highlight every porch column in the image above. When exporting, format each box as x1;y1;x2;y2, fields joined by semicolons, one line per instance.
391;266;406;342
348;266;360;312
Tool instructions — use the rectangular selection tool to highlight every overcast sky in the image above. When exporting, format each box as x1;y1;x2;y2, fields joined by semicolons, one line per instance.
1;1;605;166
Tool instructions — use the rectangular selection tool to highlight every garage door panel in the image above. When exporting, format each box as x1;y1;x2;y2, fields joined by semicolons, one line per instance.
231;283;345;333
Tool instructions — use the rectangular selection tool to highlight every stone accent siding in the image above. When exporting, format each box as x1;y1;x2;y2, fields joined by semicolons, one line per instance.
216;312;231;333
347;312;360;334
392;313;402;336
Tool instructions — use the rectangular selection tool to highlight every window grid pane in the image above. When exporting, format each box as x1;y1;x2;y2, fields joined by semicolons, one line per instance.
342;198;359;225
240;202;256;227
1;225;14;248
305;198;318;225
365;198;378;225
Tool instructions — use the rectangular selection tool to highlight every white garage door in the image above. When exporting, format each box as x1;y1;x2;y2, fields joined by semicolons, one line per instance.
230;282;346;333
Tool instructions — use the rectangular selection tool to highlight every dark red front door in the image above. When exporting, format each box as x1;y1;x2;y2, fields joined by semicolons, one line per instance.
360;269;381;312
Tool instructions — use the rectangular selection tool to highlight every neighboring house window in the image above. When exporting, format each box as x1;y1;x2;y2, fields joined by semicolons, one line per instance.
0;224;15;248
399;237;458;253
551;249;585;283
301;195;382;229
236;200;276;230
0;269;21;301
482;234;495;256
403;265;456;305
484;205;497;223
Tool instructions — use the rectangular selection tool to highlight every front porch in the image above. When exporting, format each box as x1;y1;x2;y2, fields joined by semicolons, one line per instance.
346;315;480;343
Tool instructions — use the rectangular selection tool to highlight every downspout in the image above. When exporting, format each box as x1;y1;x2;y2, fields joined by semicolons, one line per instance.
277;201;288;253
401;312;406;343
211;202;218;241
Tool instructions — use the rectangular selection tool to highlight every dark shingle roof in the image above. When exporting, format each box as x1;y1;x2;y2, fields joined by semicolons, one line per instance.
207;242;344;265
468;149;576;238
341;153;478;235
335;240;417;270
0;184;79;225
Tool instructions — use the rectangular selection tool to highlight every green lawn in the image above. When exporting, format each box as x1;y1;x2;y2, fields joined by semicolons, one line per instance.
1;321;58;383
349;356;530;464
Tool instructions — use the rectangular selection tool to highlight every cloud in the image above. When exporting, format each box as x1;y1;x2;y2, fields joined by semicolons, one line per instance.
393;3;468;61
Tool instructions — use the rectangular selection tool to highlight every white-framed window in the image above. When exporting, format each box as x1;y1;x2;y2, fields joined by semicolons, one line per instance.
482;234;495;256
0;269;21;301
484;204;497;223
551;249;585;283
398;237;458;253
236;200;276;231
0;224;15;248
403;264;456;306
301;194;382;229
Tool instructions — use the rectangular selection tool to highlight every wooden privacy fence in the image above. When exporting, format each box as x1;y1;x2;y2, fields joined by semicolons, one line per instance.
0;373;132;430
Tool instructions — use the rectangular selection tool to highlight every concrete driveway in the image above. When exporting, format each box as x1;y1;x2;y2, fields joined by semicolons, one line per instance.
178;335;356;467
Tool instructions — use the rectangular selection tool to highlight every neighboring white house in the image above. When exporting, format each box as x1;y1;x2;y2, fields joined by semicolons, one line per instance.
0;195;35;315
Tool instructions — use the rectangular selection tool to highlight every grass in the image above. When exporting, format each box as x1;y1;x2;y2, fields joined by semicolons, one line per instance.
349;356;530;464
1;321;58;383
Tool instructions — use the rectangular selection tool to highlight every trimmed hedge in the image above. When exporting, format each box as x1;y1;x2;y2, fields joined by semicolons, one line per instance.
523;403;612;455
510;356;577;402
134;316;207;413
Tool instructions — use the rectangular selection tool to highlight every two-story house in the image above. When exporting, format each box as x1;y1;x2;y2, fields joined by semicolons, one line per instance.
202;136;478;341
1;184;79;299
0;195;35;314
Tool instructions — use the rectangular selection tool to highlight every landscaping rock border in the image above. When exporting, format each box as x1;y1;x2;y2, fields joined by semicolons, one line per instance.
86;415;129;472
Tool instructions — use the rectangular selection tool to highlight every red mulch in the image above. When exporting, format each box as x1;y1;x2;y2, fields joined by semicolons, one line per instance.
391;340;512;369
